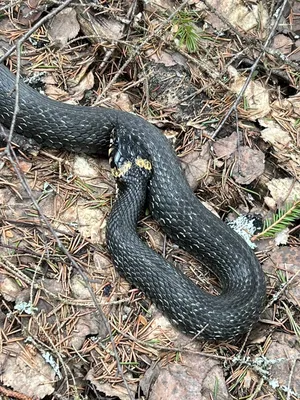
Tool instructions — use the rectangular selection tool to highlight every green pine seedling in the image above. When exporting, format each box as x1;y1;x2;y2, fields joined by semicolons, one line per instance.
255;200;300;239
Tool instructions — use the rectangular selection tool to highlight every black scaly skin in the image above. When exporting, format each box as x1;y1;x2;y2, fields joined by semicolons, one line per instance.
0;64;266;340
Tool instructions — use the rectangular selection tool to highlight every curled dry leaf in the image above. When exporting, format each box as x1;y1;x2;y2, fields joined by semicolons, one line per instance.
17;0;45;26
77;11;124;42
259;118;300;179
86;368;137;400
109;91;133;113
70;274;92;300
69;70;95;102
146;49;188;67
44;84;71;101
60;199;107;244
70;313;107;350
72;154;102;180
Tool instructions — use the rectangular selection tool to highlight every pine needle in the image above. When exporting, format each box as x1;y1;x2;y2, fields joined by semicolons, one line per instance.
172;11;201;53
253;200;300;240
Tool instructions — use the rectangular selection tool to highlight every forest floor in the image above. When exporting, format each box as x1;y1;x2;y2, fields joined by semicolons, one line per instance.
0;1;299;400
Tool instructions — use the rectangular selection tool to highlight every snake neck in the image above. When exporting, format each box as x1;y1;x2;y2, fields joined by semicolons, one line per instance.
107;177;148;239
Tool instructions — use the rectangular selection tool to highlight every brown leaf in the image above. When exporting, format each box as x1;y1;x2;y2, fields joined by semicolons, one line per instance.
181;142;212;190
213;131;238;159
229;67;271;120
141;353;230;400
17;0;44;26
196;0;268;33
0;275;21;302
265;333;300;395
0;343;55;398
263;246;300;306
266;178;300;205
86;368;137;400
232;146;265;184
48;7;80;46
69;71;95;102
272;34;294;55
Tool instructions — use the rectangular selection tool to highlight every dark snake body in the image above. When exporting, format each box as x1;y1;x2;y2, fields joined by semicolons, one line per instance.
0;64;266;340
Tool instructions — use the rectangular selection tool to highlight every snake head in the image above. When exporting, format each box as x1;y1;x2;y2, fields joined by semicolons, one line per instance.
109;129;152;184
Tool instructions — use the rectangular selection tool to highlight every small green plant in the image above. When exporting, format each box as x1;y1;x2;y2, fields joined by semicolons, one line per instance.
172;11;201;53
254;200;300;239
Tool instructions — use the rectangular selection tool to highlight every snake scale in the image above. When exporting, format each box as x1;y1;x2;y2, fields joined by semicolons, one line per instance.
0;64;266;340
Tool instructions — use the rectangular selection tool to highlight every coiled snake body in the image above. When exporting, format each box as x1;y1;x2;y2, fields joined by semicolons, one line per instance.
0;64;266;340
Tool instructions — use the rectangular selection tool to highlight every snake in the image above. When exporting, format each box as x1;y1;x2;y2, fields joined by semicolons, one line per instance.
0;63;266;340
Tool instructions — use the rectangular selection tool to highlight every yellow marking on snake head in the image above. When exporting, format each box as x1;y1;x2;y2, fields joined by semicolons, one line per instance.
135;157;152;171
112;161;132;178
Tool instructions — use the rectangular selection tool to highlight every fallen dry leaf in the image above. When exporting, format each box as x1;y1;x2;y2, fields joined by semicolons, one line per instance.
44;84;71;101
261;126;292;150
70;312;107;350
197;0;268;33
232;146;265;184
0;275;21;301
271;93;300;117
77;11;124;42
272;34;294;55
48;7;80;46
141;352;230;400
266;178;300;205
213;131;238;159
69;70;95;101
17;0;44;26
264;332;300;395
86;368;137;400
60;199;106;243
72;154;102;180
229;67;271;120
181;142;212;190
263;246;300;306
259;117;300;179
18;160;33;173
0;343;55;398
109;91;133;113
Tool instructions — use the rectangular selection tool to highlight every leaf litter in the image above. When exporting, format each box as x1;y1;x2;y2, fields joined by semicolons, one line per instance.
0;0;299;399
